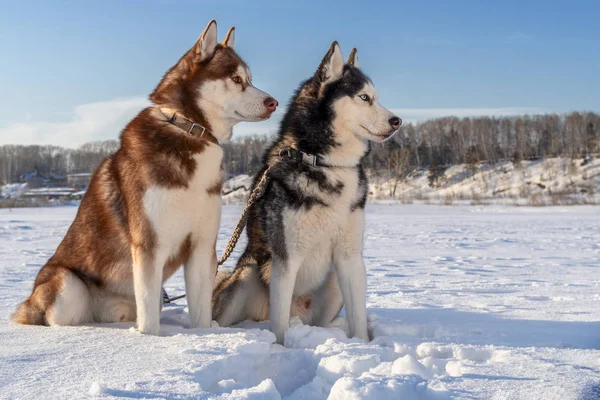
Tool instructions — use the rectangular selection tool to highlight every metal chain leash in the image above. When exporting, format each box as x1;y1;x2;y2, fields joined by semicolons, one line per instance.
215;146;329;268
163;166;273;303
217;165;273;266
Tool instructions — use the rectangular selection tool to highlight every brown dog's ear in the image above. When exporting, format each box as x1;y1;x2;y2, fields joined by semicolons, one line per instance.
195;20;218;62
314;41;344;88
346;48;359;68
222;27;235;48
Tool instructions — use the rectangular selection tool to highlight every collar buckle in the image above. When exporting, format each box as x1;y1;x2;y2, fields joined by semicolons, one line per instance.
188;122;206;137
279;148;295;159
159;107;218;145
279;147;320;167
302;152;318;167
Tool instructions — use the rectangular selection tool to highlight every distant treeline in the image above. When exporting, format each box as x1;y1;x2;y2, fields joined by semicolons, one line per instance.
0;141;118;184
0;112;598;184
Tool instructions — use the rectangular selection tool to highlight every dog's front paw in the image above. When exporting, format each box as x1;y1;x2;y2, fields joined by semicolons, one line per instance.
273;329;286;345
189;319;212;330
137;321;161;336
352;328;370;342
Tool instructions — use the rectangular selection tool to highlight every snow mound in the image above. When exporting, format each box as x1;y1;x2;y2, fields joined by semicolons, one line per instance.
88;382;107;397
287;332;458;399
329;373;449;400
284;317;348;349
220;379;281;400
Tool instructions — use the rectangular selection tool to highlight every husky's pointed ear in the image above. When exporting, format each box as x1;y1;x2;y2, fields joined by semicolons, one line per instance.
346;48;359;68
195;20;218;62
315;41;344;86
222;27;235;49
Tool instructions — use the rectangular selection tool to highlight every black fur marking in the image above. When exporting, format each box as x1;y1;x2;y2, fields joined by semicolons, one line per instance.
273;160;344;196
275;179;328;210
351;166;369;212
263;181;290;261
324;65;373;107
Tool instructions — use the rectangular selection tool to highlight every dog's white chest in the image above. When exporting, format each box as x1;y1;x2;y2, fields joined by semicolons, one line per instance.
143;145;224;252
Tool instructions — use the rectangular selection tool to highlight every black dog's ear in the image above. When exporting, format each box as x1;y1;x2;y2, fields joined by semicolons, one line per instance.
346;48;359;68
222;26;235;49
194;20;218;63
314;41;344;88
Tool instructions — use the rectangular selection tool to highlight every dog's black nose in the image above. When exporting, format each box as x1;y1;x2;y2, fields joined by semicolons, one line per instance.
388;117;401;130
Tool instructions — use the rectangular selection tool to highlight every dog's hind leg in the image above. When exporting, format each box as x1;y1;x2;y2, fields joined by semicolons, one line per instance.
15;265;94;326
90;289;136;323
185;241;217;329
213;266;268;327
308;269;343;327
47;269;93;325
132;247;168;335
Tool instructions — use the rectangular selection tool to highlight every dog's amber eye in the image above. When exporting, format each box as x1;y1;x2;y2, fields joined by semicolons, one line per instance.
231;76;242;84
359;94;370;102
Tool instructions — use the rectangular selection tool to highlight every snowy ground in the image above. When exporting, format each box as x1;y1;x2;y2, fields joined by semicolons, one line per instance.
1;205;599;399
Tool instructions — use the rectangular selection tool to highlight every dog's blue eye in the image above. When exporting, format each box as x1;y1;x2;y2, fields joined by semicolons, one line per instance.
359;94;369;102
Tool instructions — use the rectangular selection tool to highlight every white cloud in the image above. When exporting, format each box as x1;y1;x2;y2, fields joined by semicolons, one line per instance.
0;96;150;148
0;98;549;148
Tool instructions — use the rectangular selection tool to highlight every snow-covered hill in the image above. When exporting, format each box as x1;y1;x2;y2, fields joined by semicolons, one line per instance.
222;174;253;205
370;157;600;205
1;205;599;399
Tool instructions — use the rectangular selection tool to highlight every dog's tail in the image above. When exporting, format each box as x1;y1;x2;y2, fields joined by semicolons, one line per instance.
12;298;47;325
214;269;232;290
12;264;82;326
212;269;234;313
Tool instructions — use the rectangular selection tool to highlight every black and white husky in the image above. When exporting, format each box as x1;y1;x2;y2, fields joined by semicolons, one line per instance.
213;42;400;343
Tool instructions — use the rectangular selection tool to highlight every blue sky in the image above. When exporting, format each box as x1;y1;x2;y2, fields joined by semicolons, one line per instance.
1;0;598;147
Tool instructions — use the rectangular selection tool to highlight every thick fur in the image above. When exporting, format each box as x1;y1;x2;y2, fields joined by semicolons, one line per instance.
213;42;400;343
13;21;277;335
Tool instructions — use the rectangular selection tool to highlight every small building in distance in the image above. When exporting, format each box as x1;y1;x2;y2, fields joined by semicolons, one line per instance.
67;173;92;190
48;173;68;187
19;171;68;188
19;171;44;188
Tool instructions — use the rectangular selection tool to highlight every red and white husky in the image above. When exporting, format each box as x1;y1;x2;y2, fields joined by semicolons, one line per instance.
12;20;278;335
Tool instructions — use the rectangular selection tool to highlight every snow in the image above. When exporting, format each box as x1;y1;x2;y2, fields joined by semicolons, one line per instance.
1;182;28;199
1;204;599;399
370;156;600;205
222;174;253;204
284;317;348;349
89;382;108;397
